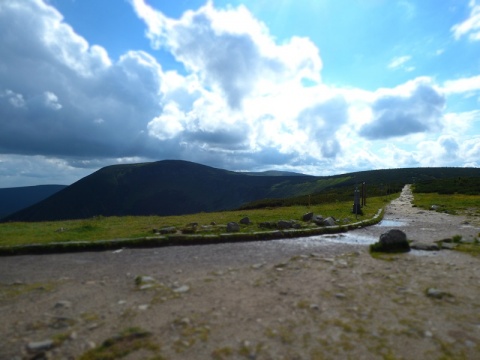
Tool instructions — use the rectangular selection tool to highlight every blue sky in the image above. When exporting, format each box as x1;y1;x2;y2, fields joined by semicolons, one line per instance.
0;0;479;187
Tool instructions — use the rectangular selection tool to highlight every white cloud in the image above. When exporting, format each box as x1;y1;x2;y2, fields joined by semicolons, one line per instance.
1;89;26;108
358;78;445;140
451;0;480;41
131;0;321;109
388;55;412;70
44;91;62;110
0;0;164;158
442;75;480;94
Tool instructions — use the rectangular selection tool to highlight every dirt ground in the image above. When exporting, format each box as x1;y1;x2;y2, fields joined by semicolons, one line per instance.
1;185;480;360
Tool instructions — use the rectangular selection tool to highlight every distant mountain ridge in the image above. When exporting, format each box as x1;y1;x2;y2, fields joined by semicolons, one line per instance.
2;160;479;222
0;185;66;219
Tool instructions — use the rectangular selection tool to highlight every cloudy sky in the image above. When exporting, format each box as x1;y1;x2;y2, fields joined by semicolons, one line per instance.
0;0;479;187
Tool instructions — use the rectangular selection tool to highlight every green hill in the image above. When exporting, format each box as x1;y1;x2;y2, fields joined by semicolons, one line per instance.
2;161;479;222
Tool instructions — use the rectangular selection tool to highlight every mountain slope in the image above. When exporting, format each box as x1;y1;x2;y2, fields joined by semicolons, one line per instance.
2;160;318;222
0;185;66;219
3;161;479;222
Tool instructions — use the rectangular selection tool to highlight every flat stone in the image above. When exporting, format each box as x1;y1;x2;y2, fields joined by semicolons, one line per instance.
410;242;440;251
426;288;452;299
54;300;72;309
440;243;457;250
252;263;265;269
173;285;190;293
27;340;54;353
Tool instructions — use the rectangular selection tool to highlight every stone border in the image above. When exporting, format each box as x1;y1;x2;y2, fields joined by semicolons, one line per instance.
0;209;384;256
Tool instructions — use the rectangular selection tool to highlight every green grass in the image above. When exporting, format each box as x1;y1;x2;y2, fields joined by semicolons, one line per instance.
78;327;161;360
412;192;480;216
0;196;388;248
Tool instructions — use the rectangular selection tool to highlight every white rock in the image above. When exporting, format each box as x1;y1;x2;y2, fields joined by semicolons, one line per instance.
173;285;190;293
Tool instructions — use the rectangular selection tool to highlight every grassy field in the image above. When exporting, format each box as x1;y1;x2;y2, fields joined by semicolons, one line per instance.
412;192;480;217
0;196;390;248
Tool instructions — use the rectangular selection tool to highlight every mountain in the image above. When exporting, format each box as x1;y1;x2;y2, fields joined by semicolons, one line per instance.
2;161;479;222
0;185;66;219
1;160;317;222
243;170;310;177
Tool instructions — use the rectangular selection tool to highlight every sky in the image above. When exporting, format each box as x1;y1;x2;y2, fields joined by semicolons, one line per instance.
0;0;479;187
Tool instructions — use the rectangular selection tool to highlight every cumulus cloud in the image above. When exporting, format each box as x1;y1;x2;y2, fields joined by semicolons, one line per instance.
130;0;321;109
0;0;165;159
358;79;445;139
442;75;480;94
297;96;349;158
451;0;480;41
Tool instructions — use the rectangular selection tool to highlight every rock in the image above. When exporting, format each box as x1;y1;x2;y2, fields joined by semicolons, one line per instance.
323;217;336;227
370;229;410;253
426;288;453;300
173;285;190;293
259;221;276;229
160;226;177;234
277;220;293;229
302;212;314;222
26;340;54;353
135;275;156;288
187;222;198;228
210;221;217;226
440;242;457;250
430;205;440;211
54;300;72;309
240;217;251;225
312;215;324;226
410;242;440;251
252;263;265;269
227;222;240;232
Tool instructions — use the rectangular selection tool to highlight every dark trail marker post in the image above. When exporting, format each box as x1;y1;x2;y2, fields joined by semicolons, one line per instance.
361;182;366;207
353;185;361;219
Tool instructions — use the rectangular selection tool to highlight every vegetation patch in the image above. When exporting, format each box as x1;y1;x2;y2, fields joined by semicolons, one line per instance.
0;196;387;255
0;281;56;302
78;327;161;360
411;192;480;218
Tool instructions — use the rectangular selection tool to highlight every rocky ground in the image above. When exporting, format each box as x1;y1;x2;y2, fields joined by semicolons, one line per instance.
1;185;480;360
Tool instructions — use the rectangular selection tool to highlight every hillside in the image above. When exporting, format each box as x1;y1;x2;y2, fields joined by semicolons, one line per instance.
1;161;317;222
2;161;479;222
0;185;66;219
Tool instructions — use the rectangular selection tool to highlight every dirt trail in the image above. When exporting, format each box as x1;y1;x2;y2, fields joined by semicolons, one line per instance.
1;185;480;359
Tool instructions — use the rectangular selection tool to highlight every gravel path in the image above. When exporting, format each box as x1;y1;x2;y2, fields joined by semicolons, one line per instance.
1;185;480;359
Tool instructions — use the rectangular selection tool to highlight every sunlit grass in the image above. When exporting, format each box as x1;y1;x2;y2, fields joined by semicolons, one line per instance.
412;193;480;216
0;196;389;247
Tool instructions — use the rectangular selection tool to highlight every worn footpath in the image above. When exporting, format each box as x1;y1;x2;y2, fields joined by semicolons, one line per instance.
1;185;480;359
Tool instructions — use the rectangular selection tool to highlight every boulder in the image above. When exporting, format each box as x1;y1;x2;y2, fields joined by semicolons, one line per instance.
240;217;251;225
160;226;177;234
302;212;314;222
259;222;276;229
323;217;336;227
227;222;240;232
312;215;324;226
430;205;440;211
370;229;410;253
277;220;294;229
